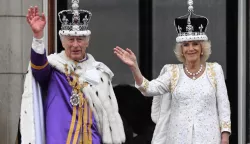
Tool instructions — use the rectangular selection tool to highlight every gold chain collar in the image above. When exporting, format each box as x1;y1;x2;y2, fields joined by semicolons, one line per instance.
64;63;88;106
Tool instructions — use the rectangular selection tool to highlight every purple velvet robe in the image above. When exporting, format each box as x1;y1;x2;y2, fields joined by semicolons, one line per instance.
31;49;101;144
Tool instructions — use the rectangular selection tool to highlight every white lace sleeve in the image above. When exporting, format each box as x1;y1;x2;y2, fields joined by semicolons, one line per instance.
215;63;231;133
32;37;45;54
135;70;171;96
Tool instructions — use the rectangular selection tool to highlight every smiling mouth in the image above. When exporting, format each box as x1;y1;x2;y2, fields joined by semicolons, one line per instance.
72;50;81;53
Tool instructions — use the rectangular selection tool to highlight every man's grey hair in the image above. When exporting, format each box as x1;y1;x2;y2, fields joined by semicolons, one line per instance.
59;35;91;42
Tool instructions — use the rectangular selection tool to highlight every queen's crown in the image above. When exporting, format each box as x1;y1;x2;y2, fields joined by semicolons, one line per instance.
174;0;209;42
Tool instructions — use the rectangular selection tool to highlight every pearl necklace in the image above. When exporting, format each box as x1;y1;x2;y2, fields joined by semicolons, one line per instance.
185;64;203;80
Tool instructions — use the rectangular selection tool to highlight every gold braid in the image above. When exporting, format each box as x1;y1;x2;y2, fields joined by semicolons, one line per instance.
64;63;92;144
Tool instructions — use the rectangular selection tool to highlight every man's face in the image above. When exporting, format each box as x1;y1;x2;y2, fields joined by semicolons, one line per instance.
61;36;89;61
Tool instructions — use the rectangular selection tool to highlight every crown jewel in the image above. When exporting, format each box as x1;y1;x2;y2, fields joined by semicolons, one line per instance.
174;0;209;42
58;0;92;36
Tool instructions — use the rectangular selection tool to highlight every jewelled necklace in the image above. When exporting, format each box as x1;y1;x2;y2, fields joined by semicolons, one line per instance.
185;64;203;80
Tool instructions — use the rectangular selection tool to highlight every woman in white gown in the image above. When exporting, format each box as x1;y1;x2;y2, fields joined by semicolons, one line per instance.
113;0;231;144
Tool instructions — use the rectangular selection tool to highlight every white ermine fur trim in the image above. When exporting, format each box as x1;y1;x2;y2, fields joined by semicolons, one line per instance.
20;64;46;144
176;35;208;42
47;51;125;143
59;30;91;36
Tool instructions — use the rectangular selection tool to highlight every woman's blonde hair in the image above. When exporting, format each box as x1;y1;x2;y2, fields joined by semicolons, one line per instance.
174;40;211;63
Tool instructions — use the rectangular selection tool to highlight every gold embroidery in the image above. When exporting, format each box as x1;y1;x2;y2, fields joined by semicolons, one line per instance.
88;108;93;142
170;64;178;93
72;106;83;144
143;78;149;90
66;106;77;144
207;63;216;89
139;78;149;92
64;64;92;144
221;121;231;130
83;103;89;144
31;61;49;70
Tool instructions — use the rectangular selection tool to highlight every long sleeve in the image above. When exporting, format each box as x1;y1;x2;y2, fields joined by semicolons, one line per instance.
32;37;45;54
30;37;52;86
135;67;171;96
215;63;231;133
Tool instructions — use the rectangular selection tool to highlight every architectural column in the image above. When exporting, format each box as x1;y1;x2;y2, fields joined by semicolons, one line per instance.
0;0;42;143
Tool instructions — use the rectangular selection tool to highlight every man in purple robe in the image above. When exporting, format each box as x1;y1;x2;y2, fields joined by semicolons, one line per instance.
20;1;125;144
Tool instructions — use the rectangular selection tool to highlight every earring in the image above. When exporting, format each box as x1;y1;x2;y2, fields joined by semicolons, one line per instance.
201;52;203;55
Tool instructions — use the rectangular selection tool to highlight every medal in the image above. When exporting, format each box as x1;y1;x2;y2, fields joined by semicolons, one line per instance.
70;92;80;106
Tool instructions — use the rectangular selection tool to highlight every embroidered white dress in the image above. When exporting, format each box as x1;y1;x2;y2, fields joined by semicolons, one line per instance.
136;63;231;144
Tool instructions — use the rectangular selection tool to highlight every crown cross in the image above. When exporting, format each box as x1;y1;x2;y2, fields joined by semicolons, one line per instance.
199;24;203;32
187;0;194;12
72;0;79;3
178;25;182;33
62;15;69;24
82;15;89;29
73;13;80;24
186;24;194;33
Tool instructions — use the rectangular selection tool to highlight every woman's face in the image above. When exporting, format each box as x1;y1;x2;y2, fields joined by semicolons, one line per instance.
181;41;202;63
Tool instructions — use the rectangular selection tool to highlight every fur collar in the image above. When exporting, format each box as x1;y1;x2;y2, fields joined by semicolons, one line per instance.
47;51;125;143
47;51;114;85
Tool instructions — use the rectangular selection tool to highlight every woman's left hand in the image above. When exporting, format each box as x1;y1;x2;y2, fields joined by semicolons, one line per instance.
221;132;230;144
